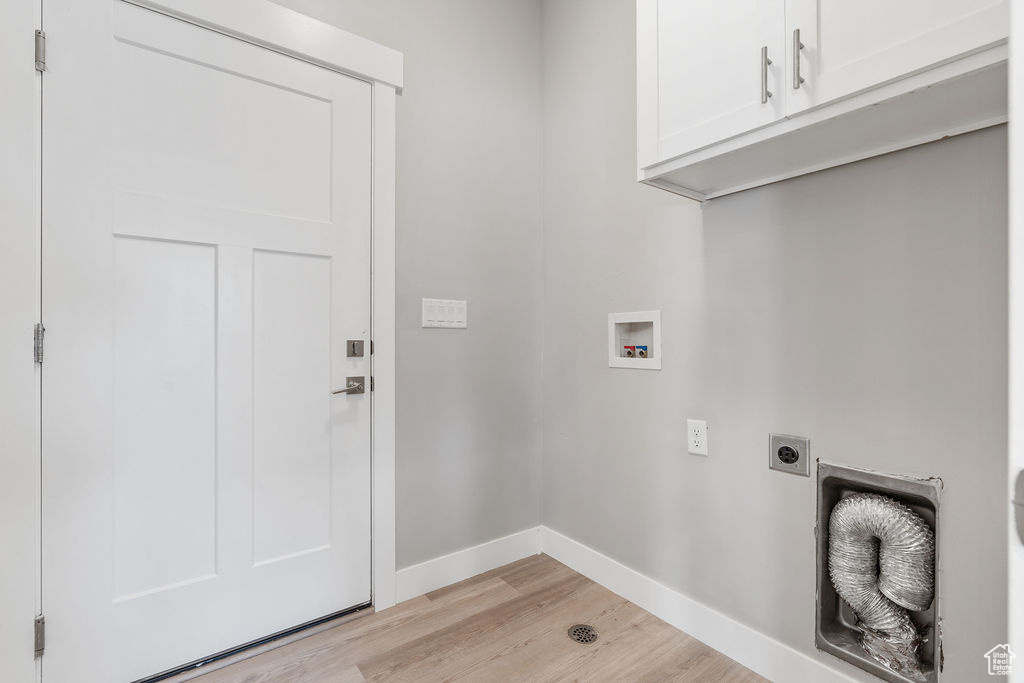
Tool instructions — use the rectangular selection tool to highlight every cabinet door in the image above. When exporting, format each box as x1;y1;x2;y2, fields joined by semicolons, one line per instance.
786;0;1008;115
638;0;785;168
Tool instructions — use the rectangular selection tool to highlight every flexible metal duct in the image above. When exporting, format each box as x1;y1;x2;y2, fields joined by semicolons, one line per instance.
828;493;935;681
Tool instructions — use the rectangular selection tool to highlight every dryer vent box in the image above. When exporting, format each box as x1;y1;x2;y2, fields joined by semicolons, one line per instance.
816;462;942;683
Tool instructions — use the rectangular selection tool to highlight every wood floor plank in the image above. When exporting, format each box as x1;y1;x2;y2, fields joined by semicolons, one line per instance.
423;553;542;602
446;587;638;682
491;553;580;592
194;578;519;683
193;554;767;683
357;572;593;681
403;580;627;682
560;613;708;682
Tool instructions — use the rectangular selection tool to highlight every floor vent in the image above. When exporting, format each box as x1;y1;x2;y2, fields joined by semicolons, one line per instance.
567;624;598;644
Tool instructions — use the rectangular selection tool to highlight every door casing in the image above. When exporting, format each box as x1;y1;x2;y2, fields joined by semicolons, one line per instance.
0;1;43;682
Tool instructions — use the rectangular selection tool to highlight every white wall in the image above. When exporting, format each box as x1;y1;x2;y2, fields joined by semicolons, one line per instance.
0;1;40;681
541;1;1008;682
272;0;545;569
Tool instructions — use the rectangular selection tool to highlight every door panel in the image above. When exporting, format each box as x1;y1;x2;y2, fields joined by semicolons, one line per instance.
43;2;371;681
252;250;333;566
113;236;218;601
651;0;785;163
113;36;334;222
786;0;1007;114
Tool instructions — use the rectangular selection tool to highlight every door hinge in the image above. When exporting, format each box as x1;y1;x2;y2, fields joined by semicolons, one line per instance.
34;615;44;657
34;323;45;364
370;340;374;356
34;30;46;72
370;376;375;392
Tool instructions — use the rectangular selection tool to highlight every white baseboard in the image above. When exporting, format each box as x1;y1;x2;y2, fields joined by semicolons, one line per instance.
539;526;859;683
395;527;542;603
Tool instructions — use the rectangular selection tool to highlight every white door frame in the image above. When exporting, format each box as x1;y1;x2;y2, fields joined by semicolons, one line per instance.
1009;1;1023;677
0;4;400;677
0;1;43;682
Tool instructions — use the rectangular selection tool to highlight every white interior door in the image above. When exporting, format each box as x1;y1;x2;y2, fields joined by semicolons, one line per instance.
641;0;785;166
41;2;372;681
785;0;1008;115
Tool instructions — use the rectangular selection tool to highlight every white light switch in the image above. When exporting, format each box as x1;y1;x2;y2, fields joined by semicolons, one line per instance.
422;298;467;328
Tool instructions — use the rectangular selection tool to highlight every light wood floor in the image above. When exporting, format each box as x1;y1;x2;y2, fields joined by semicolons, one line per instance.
190;554;767;683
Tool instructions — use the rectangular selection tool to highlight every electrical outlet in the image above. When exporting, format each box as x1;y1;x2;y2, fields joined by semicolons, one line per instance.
769;433;810;476
687;419;708;456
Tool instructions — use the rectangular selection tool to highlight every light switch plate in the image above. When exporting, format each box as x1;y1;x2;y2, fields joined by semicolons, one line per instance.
422;298;467;328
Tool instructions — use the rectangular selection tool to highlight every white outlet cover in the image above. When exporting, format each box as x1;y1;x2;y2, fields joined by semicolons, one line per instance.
687;419;708;456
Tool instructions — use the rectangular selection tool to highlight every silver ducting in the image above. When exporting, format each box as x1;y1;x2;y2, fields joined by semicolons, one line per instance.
828;492;935;681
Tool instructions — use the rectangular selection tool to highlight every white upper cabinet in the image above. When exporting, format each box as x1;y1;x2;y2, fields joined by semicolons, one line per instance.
785;0;1008;115
637;0;785;167
639;0;1008;201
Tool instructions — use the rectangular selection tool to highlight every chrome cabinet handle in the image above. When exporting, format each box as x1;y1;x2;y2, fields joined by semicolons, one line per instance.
333;376;365;395
761;46;773;104
793;29;805;89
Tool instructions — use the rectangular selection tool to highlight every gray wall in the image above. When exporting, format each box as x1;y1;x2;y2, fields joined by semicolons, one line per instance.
541;1;1008;681
273;1;1007;679
273;0;545;568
